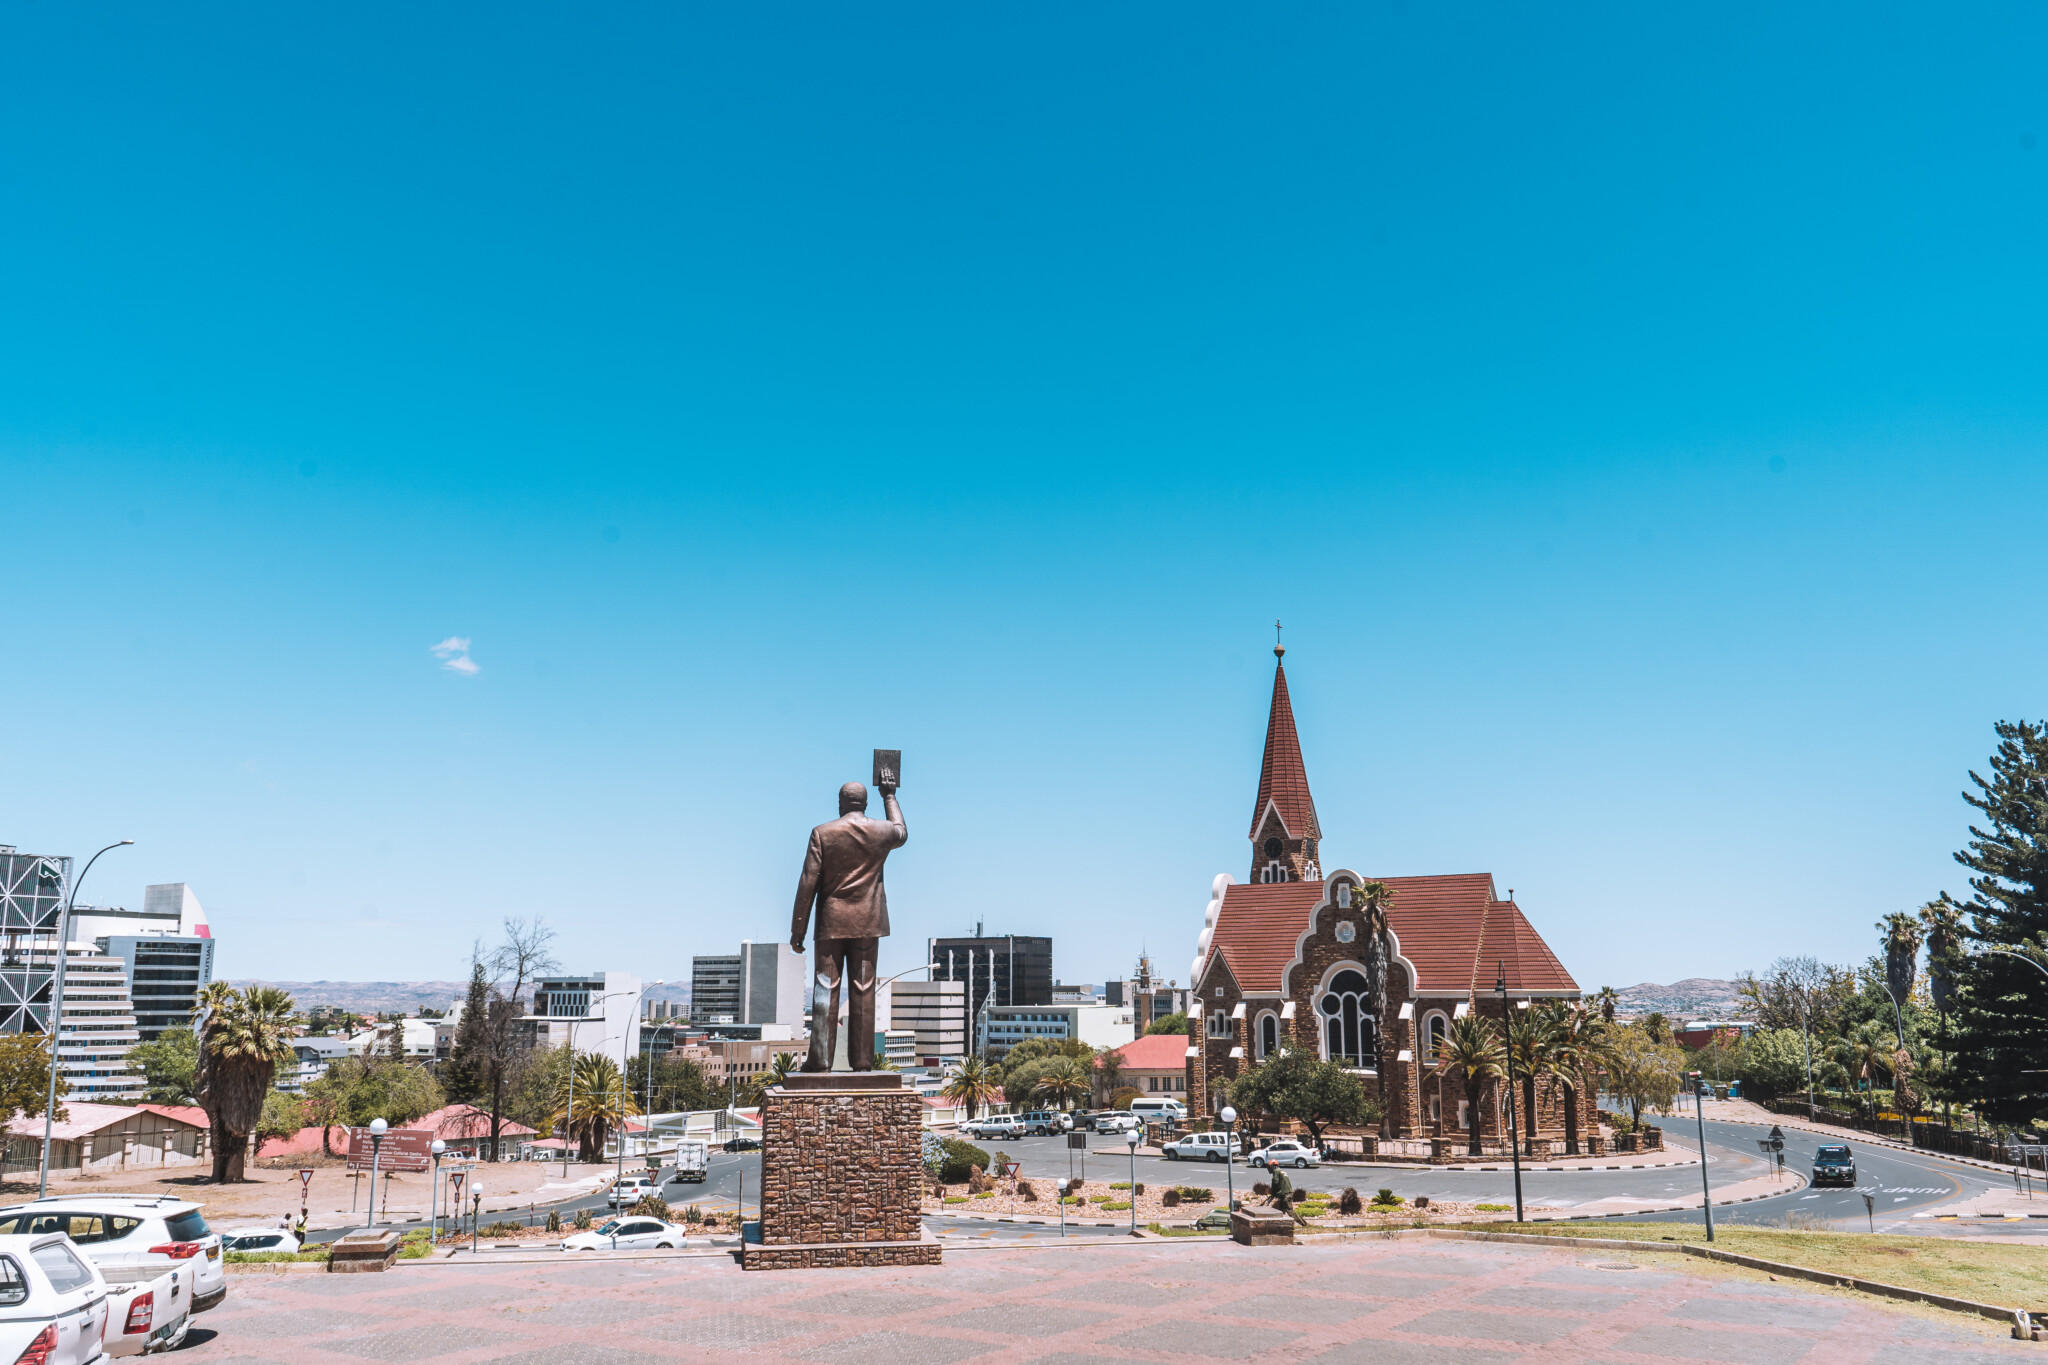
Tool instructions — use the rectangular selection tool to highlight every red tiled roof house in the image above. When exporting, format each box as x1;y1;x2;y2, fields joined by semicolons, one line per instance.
1186;644;1594;1146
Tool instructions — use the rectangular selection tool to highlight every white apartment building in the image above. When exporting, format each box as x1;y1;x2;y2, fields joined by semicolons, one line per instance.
983;1003;1135;1058
51;948;144;1103
522;971;642;1059
890;980;966;1065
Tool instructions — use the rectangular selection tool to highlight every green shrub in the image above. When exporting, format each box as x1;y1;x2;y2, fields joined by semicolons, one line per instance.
939;1138;991;1184
944;1196;969;1205
574;1208;592;1231
1175;1186;1213;1200
1371;1188;1401;1207
1102;1201;1132;1211
628;1194;671;1220
545;1209;562;1233
1109;1181;1132;1190
682;1204;704;1224
480;1220;526;1237
1475;1202;1512;1212
972;1191;994;1199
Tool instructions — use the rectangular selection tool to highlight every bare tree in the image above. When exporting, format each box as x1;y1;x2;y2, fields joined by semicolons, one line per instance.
481;918;557;1160
1735;957;1856;1034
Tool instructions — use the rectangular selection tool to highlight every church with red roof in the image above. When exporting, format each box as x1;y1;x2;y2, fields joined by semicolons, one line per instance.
1185;642;1593;1144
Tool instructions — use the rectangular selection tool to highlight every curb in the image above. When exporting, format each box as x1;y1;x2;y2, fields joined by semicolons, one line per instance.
1425;1229;2024;1328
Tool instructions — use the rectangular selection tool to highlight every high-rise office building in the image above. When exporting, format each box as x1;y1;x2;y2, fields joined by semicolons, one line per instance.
0;848;149;1099
522;971;642;1058
928;933;1052;1055
78;884;216;1042
691;942;803;1028
689;955;742;1024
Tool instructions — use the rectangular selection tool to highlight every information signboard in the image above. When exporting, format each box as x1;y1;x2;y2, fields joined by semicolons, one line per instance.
345;1127;433;1172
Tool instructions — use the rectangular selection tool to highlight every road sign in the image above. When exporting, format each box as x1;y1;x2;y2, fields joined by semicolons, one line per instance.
1067;1133;1085;1149
346;1127;432;1172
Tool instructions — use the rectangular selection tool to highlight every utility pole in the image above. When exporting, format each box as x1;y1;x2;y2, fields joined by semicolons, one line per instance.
1495;961;1524;1223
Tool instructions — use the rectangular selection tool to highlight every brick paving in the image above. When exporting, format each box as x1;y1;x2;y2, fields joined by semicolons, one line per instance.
187;1239;2031;1363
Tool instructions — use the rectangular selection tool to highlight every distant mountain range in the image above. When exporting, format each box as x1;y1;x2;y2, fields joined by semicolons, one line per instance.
1612;978;1744;1019
231;979;693;1015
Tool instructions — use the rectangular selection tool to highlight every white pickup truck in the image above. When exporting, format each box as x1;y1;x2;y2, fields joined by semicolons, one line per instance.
0;1232;192;1362
670;1139;708;1184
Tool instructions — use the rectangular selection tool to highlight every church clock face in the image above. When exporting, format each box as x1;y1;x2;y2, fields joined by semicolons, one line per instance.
1263;837;1283;860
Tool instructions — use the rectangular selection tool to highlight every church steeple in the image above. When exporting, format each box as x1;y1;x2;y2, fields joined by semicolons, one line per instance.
1250;630;1321;884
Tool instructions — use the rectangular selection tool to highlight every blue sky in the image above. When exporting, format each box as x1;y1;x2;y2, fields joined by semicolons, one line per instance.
3;5;2045;994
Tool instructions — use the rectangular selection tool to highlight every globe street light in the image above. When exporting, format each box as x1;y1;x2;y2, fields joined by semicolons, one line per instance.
1056;1178;1068;1237
429;1139;447;1241
39;839;131;1197
366;1117;388;1229
1219;1104;1238;1216
1124;1128;1140;1236
471;1186;483;1255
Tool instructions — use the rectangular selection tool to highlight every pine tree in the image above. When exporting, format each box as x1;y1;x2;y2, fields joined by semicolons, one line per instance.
1948;721;2048;1127
442;958;491;1105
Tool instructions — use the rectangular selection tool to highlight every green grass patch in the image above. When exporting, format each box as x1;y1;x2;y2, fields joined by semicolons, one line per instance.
1102;1201;1133;1212
1473;1203;1513;1212
1109;1182;1132;1190
943;1196;969;1204
972;1190;995;1199
1146;1222;1225;1237
224;1249;329;1264
1440;1223;2048;1309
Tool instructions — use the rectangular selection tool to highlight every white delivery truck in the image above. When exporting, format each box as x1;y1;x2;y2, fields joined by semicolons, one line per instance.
672;1139;709;1184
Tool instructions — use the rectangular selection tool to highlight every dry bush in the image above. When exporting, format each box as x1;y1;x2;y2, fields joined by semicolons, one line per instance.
1337;1187;1362;1215
1017;1179;1037;1202
1162;1188;1181;1208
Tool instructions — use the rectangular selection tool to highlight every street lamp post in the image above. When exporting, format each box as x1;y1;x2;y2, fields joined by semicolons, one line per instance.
1689;1071;1715;1242
1124;1128;1140;1236
366;1117;387;1228
38;839;131;1198
618;981;662;1193
1219;1105;1238;1215
428;1140;446;1241
1495;961;1525;1223
1056;1178;1068;1237
561;987;640;1177
471;1187;483;1255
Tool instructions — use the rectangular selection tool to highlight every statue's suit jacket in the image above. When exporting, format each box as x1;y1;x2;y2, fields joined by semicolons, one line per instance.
791;804;907;943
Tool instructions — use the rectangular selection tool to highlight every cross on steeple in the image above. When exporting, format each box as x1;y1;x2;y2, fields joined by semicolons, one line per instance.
1274;619;1284;659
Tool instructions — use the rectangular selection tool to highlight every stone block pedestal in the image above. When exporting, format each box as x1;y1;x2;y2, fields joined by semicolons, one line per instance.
1230;1207;1295;1246
327;1229;401;1273
741;1074;940;1271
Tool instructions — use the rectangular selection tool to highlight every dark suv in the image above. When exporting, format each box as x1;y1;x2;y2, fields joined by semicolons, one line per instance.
1811;1143;1856;1187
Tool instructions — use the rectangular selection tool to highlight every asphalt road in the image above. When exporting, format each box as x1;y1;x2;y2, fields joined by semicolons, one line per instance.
1620;1116;2045;1238
309;1119;2041;1246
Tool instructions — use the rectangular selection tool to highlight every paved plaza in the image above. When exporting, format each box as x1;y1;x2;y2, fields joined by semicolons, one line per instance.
187;1237;2031;1363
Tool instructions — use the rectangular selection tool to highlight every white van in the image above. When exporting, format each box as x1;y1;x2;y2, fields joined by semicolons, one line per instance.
1129;1098;1186;1122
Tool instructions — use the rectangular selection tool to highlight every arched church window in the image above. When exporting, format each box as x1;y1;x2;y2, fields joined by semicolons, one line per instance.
1424;1012;1448;1058
1259;863;1291;884
1258;1013;1279;1058
1319;969;1376;1068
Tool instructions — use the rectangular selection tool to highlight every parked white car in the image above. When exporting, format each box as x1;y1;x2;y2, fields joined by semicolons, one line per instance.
607;1177;657;1209
220;1227;300;1256
1162;1131;1234;1162
0;1198;225;1316
1093;1112;1141;1135
1248;1140;1321;1169
0;1231;192;1361
561;1218;688;1252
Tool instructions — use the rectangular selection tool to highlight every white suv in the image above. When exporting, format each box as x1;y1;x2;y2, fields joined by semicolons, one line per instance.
1162;1131;1234;1163
0;1196;226;1314
607;1176;656;1209
1248;1140;1321;1169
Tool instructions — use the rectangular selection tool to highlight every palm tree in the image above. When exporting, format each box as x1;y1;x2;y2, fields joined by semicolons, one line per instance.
550;1052;639;1161
1504;1009;1559;1156
1435;1012;1505;1155
1831;1022;1893;1119
1592;987;1619;1024
194;985;297;1183
1878;910;1923;1047
743;1051;799;1105
941;1057;1002;1120
1032;1055;1091;1112
1538;1001;1600;1155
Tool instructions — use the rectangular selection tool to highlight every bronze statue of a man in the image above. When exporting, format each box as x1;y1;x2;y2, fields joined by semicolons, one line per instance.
791;770;905;1073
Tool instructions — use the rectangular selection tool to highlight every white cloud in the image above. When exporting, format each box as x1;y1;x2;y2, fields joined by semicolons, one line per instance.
430;636;480;675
